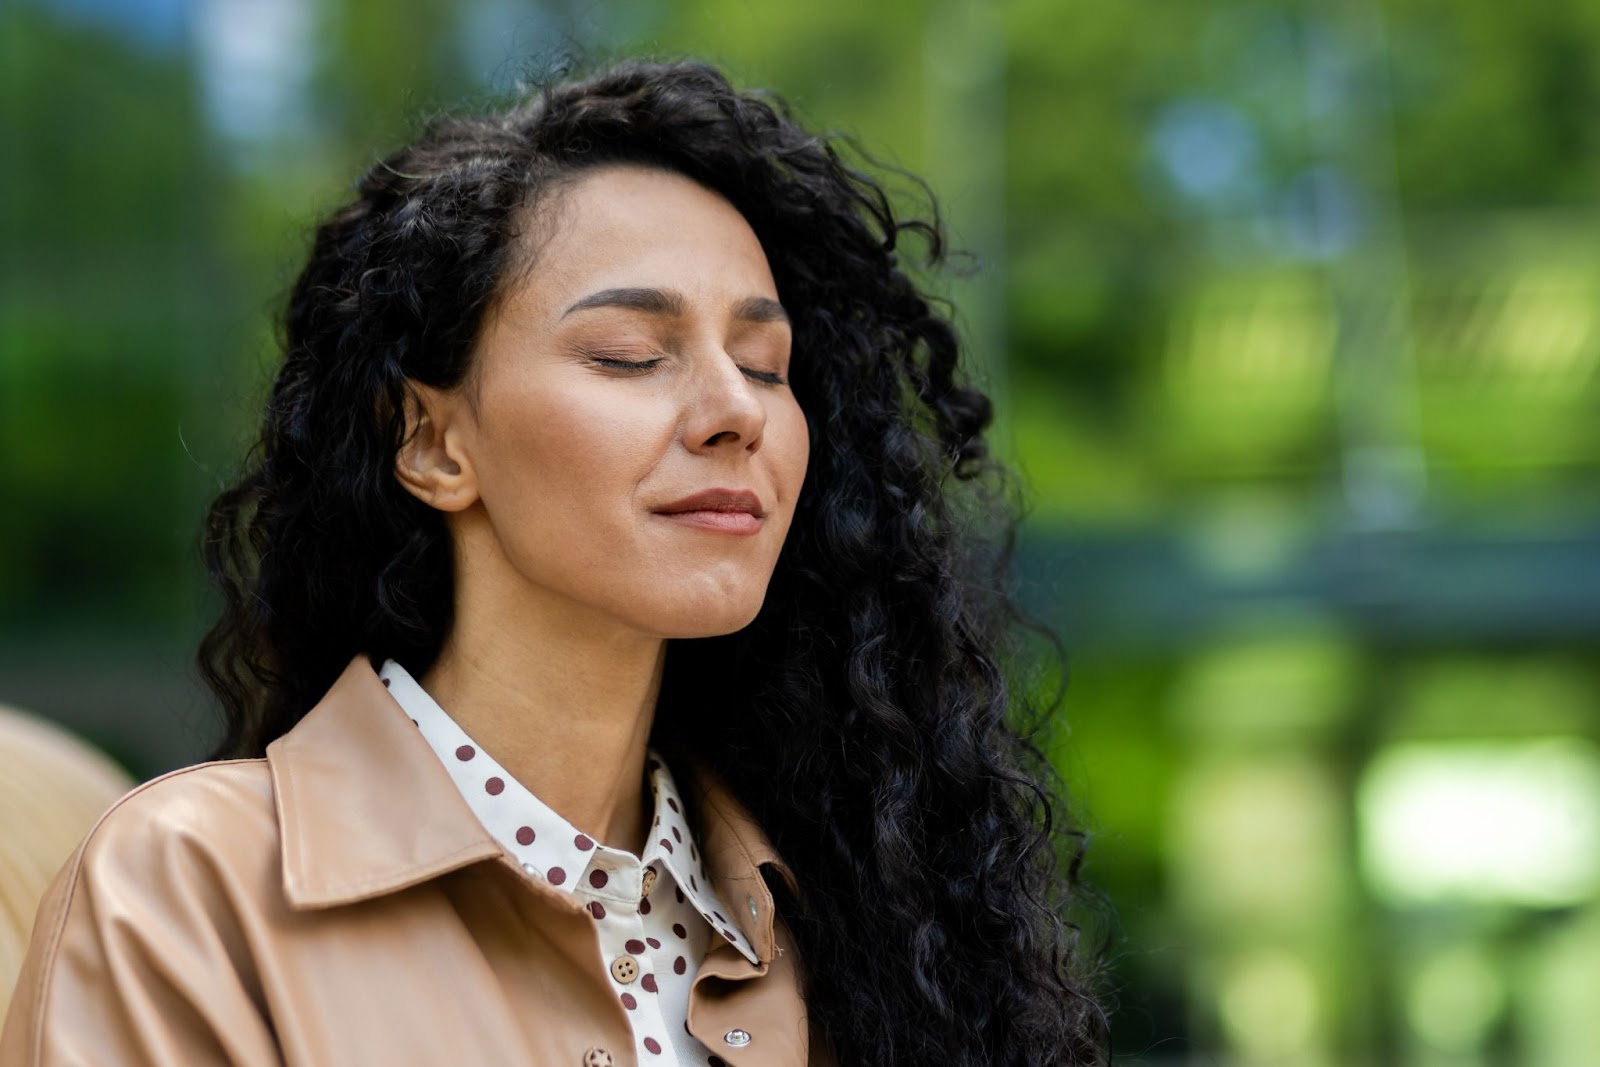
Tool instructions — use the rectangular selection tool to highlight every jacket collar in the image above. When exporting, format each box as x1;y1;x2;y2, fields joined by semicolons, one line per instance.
265;653;798;964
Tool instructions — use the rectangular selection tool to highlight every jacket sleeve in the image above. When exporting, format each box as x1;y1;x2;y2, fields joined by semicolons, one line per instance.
0;793;284;1067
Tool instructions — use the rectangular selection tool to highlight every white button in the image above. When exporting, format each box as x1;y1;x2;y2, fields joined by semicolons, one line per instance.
747;895;758;920
724;1028;752;1047
522;862;538;875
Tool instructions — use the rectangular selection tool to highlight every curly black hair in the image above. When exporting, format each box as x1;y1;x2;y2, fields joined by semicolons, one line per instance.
197;56;1111;1066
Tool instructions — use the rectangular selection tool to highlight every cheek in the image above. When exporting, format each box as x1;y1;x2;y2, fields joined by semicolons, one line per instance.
473;379;669;523
772;398;811;497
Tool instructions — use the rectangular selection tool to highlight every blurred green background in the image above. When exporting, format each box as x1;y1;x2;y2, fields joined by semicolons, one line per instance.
4;1;1600;1064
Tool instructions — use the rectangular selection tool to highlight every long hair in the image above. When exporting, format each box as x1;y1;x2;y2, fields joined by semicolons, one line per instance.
198;57;1111;1065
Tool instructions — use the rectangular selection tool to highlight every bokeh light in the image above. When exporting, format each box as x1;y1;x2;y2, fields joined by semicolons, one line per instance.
1360;739;1600;907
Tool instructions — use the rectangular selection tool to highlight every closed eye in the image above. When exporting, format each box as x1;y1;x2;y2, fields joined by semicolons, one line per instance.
589;355;786;386
589;356;662;371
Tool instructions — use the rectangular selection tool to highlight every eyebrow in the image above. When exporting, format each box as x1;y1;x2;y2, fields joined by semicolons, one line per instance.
561;287;789;324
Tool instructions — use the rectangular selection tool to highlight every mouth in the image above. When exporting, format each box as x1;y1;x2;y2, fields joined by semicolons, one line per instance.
651;488;766;519
651;488;767;535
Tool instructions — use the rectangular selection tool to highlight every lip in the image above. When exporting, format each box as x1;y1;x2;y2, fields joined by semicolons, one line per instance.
651;488;767;536
652;488;766;518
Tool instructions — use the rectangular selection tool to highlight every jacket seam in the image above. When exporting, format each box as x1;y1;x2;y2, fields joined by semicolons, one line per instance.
23;758;267;1067
24;836;85;1067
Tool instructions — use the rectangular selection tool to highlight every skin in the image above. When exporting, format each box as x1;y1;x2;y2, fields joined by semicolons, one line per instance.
393;165;809;857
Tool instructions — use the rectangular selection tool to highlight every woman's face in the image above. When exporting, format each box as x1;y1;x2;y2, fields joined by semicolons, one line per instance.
401;164;809;639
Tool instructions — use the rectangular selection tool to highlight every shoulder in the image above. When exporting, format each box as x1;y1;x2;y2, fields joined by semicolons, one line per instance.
75;758;279;873
37;757;284;931
1;760;288;1066
17;758;281;985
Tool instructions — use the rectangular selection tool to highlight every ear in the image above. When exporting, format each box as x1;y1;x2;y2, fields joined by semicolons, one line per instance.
393;381;479;512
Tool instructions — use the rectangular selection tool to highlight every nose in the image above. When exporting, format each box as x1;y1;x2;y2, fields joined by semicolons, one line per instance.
682;348;767;455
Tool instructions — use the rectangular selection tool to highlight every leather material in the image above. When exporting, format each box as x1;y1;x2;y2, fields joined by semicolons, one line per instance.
0;654;835;1067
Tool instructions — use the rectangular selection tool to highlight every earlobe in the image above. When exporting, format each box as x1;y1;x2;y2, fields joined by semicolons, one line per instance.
393;383;478;512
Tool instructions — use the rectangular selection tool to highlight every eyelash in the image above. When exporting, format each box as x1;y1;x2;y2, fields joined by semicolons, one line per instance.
589;356;788;387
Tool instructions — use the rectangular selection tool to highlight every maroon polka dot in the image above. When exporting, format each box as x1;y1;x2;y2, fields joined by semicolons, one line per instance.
620;992;637;1010
626;939;646;954
575;833;595;850
690;845;697;861
639;898;652;915
646;936;661;949
589;869;609;889
672;923;687;939
689;874;698;892
659;839;673;853
382;678;391;687
588;901;606;920
640;973;658;993
485;777;504;795
644;1037;661;1055
547;867;566;885
673;955;686;975
712;909;724;922
674;887;685;903
516;826;535;846
671;826;682;843
410;719;419;727
455;744;474;760
667;798;679;813
653;816;660;827
709;1057;727;1067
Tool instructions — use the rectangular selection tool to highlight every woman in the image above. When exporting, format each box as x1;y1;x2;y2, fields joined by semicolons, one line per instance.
1;58;1108;1066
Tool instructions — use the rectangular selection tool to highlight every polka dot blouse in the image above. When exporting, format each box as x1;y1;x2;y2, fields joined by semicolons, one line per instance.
379;659;752;1066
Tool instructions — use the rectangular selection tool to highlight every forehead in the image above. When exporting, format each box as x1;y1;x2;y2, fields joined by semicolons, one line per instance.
506;164;777;324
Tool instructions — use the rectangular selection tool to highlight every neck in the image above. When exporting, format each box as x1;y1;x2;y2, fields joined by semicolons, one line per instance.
419;517;666;856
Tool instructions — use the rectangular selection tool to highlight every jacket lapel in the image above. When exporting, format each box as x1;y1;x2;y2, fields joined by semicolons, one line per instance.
265;654;503;909
679;751;800;962
676;753;814;1066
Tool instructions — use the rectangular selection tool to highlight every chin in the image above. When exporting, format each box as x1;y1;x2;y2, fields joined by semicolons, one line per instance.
667;608;763;639
615;567;772;636
639;595;766;639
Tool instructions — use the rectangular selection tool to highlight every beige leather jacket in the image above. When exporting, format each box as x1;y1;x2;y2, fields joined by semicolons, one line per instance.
0;655;833;1067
